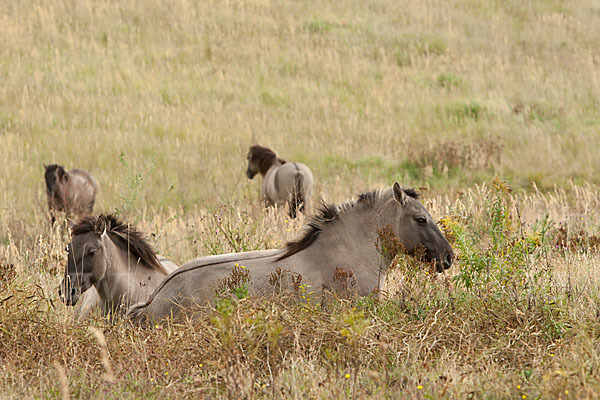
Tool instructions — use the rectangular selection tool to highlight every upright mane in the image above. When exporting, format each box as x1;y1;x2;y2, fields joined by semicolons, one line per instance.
277;187;419;260
249;145;287;175
71;214;166;273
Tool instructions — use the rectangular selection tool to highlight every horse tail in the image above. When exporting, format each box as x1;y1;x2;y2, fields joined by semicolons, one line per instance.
289;167;305;219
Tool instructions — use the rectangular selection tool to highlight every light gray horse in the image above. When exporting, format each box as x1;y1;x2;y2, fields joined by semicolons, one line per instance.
128;183;454;323
44;164;98;225
246;144;313;219
59;214;178;317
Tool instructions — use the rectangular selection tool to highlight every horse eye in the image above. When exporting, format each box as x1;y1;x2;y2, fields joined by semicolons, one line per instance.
416;217;427;224
88;249;98;256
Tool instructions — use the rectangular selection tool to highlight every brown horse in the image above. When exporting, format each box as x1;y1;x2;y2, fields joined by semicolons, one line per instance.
128;183;454;323
44;164;98;225
246;145;313;219
59;214;178;317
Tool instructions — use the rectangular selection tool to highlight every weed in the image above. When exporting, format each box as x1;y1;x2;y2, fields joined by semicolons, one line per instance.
115;153;156;219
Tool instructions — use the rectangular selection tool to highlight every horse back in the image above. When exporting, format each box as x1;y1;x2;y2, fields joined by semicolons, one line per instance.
69;169;98;193
269;163;312;196
181;249;283;270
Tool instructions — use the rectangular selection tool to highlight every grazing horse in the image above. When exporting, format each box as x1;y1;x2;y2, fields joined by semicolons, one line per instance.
44;164;98;225
246;144;313;219
59;214;178;317
128;183;454;323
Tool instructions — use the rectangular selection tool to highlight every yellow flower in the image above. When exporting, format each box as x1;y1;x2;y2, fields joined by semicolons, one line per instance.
241;265;246;269
550;353;555;357
565;390;569;394
199;363;203;367
517;385;521;389
345;374;350;379
165;371;169;375
417;385;423;390
521;395;526;399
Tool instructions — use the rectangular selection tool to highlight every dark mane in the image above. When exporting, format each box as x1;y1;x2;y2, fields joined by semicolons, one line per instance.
249;145;287;175
278;187;419;260
401;187;420;199
71;214;166;273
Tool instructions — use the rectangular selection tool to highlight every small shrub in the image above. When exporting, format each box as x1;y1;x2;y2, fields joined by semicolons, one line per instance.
437;72;461;89
303;19;334;34
554;225;600;253
446;101;482;123
215;263;251;300
402;138;502;177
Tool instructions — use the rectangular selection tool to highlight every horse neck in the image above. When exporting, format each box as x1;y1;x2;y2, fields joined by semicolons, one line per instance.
260;158;284;177
95;235;164;310
293;204;392;291
48;183;67;208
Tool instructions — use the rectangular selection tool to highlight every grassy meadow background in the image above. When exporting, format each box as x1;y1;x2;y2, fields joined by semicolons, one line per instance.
1;0;600;398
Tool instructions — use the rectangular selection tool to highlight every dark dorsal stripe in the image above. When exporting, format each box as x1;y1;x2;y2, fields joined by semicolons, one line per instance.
277;187;419;261
71;214;166;274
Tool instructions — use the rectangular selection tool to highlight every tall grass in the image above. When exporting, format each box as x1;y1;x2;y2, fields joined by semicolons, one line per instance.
1;0;600;398
2;182;600;398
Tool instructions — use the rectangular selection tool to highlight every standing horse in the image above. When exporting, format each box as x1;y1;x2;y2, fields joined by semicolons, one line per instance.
246;145;313;219
128;183;454;322
44;164;98;225
59;214;178;317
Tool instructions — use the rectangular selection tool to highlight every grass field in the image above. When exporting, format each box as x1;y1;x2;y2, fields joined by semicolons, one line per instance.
1;0;600;398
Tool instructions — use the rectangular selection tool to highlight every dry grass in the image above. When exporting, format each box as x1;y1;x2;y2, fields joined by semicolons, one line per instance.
2;0;600;398
2;184;600;398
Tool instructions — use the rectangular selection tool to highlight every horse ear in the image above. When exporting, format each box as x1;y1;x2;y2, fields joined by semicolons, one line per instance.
43;164;48;170
392;182;408;206
96;217;108;238
66;218;75;229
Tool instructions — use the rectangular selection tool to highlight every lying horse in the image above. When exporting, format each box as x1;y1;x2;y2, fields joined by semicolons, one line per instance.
246;144;313;219
59;214;178;317
128;183;454;323
44;164;98;225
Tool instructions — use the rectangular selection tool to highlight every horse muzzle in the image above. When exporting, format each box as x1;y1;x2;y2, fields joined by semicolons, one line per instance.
58;285;80;306
435;252;454;273
246;169;255;179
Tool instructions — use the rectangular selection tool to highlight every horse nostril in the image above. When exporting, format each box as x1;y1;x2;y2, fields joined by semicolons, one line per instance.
445;253;454;268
